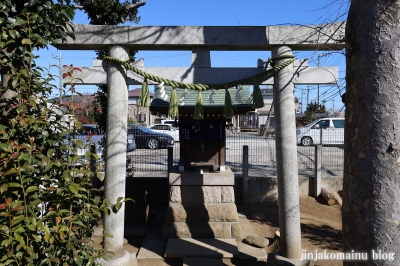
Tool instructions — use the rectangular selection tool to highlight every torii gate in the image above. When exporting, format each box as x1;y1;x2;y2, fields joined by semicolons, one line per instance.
57;22;346;265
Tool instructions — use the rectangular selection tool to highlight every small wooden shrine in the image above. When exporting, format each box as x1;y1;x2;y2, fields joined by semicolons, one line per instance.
150;85;256;240
150;86;255;171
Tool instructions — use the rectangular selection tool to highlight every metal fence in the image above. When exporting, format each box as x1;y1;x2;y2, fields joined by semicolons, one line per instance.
126;128;344;178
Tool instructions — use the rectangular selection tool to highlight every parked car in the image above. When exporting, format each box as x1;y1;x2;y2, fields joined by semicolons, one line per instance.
64;125;136;163
161;119;179;128
296;118;345;146
80;124;103;136
128;124;174;149
148;124;179;141
80;124;136;151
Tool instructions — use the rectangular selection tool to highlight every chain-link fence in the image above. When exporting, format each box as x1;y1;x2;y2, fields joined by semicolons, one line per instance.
124;128;344;178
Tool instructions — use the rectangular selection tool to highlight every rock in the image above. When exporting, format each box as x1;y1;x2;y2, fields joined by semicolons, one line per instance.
93;226;103;237
243;234;269;248
250;212;266;220
237;212;247;218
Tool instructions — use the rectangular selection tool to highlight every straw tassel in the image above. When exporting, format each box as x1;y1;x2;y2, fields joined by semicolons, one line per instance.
139;79;150;107
193;91;204;120
168;88;179;117
252;83;265;109
223;89;234;118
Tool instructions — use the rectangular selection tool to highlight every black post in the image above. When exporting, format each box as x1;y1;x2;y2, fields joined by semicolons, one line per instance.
242;145;249;205
167;146;173;176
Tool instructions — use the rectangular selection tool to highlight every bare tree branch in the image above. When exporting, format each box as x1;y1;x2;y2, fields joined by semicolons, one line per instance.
126;0;146;11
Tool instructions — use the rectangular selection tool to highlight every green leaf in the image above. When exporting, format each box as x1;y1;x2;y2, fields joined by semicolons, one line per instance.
28;199;41;208
0;142;9;151
11;215;24;226
68;183;79;194
8;29;17;38
26;186;38;193
97;172;104;182
21;38;31;45
1;238;13;247
113;202;122;213
47;149;55;158
4;168;18;176
14;17;27;26
0;183;8;194
76;139;83;147
74;256;83;266
8;182;21;188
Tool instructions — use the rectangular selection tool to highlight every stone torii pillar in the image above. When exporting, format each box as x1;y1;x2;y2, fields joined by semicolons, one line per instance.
272;46;302;259
97;45;135;266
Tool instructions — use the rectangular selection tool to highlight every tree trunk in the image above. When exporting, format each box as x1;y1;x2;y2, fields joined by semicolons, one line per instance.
344;1;400;265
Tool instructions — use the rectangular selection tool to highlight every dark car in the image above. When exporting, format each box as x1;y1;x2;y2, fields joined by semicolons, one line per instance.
127;124;174;149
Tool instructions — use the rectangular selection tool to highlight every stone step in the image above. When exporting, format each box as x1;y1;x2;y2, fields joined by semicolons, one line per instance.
164;238;239;258
162;221;242;239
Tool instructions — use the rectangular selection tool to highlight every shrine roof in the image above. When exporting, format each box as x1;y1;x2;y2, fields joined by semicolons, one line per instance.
150;86;255;115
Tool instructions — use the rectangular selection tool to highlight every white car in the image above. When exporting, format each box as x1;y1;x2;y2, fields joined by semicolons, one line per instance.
148;124;180;142
296;118;345;146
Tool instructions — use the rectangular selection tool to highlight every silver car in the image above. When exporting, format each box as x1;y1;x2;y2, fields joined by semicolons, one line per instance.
148;124;180;142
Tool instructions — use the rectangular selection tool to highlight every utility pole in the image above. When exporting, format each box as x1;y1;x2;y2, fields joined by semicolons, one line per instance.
300;88;305;114
317;53;320;105
52;51;62;104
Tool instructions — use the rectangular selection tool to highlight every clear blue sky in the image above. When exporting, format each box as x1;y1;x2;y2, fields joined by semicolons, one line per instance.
36;0;349;112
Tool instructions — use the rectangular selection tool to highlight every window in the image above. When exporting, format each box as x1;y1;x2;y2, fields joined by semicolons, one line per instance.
139;114;146;122
314;120;330;129
332;119;345;128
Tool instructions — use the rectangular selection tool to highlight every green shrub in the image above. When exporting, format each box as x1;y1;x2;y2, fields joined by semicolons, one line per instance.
0;3;119;264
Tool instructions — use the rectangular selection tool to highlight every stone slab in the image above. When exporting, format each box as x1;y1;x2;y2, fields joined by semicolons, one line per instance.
137;232;168;261
162;222;233;239
57;23;346;51
183;257;224;266
65;65;339;86
270;252;312;266
164;238;239;258
236;242;268;262
169;169;234;186
97;250;137;266
165;203;239;222
170;186;222;203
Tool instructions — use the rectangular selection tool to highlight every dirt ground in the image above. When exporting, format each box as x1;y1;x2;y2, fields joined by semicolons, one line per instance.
236;195;343;266
126;195;343;265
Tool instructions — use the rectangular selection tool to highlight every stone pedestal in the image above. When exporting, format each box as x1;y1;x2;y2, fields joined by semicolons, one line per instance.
162;168;243;240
